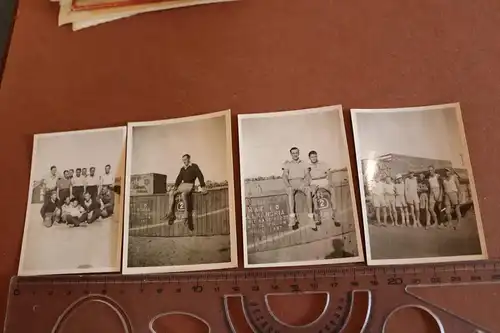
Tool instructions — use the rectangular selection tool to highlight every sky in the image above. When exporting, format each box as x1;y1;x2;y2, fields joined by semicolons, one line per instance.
239;108;349;178
32;127;126;181
131;115;228;183
354;106;466;167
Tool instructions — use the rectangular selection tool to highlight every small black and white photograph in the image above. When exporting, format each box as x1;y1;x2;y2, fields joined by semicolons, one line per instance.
238;105;364;268
351;103;487;265
19;127;126;276
123;110;237;274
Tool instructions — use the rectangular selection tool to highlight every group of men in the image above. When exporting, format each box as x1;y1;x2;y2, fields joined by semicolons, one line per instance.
38;165;115;228
370;166;463;229
282;147;338;231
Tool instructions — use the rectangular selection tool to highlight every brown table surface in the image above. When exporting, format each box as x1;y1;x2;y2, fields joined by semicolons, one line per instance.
1;0;500;331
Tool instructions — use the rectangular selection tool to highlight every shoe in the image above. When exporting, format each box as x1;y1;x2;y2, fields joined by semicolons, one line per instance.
163;212;176;225
311;227;319;232
288;215;297;227
292;223;299;230
333;218;341;227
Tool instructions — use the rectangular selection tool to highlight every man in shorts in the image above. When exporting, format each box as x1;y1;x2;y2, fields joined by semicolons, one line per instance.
427;166;442;227
164;154;208;223
370;175;387;226
282;147;313;228
384;176;396;226
405;170;422;227
307;150;338;227
417;173;431;228
443;168;462;229
394;174;409;226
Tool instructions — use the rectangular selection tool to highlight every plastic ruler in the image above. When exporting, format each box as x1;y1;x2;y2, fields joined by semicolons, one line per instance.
4;260;500;332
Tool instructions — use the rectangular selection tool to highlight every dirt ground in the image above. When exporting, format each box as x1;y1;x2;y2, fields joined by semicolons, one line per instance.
20;204;121;274
248;232;358;264
369;213;483;260
127;235;231;267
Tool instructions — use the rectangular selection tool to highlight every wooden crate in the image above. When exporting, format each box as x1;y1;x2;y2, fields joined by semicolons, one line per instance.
129;173;167;196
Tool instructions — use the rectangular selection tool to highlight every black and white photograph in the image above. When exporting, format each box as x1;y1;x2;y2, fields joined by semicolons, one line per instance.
238;105;364;268
351;103;487;265
19;127;126;276
123;110;237;274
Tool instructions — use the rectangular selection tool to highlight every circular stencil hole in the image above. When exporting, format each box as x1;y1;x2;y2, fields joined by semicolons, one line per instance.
384;305;442;333
151;313;209;333
266;292;328;327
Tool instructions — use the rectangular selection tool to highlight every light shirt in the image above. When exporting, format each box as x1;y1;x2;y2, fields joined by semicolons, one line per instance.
443;175;458;193
100;172;115;186
428;174;440;189
371;181;385;196
43;173;60;190
308;161;330;180
384;182;395;196
405;177;418;196
86;175;100;186
282;159;308;180
395;182;405;196
65;205;83;217
71;175;86;187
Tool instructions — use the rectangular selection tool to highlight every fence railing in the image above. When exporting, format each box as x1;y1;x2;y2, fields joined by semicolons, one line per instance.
245;182;354;253
129;187;230;237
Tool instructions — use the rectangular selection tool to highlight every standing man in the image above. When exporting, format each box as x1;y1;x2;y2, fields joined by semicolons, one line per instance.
443;168;462;229
39;191;61;227
418;173;431;229
86;167;99;199
394;174;409;226
71;168;86;204
69;169;75;179
428;166;442;227
41;166;61;203
370;175;387;226
282;147;314;228
307;150;338;226
56;170;72;204
164;154;207;223
100;164;115;192
405;170;422;227
82;168;88;178
384;176;396;226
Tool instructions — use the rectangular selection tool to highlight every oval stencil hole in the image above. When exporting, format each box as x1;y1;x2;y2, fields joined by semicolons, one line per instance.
384;306;442;333
151;313;210;333
266;292;328;327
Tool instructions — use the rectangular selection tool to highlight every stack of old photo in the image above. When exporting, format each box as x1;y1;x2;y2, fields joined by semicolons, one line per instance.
18;103;487;277
54;0;235;31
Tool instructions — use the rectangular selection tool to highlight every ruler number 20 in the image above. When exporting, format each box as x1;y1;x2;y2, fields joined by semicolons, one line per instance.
387;277;403;285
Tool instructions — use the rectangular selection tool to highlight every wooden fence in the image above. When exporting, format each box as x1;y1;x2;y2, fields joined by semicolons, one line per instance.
245;182;354;253
128;187;230;237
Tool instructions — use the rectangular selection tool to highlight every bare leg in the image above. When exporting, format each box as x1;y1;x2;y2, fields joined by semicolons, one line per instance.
328;186;337;222
375;207;381;225
286;187;296;227
455;204;461;226
409;204;417;227
382;206;387;225
429;202;438;227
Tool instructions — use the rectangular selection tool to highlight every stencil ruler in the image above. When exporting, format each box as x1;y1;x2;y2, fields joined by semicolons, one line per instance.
4;260;500;333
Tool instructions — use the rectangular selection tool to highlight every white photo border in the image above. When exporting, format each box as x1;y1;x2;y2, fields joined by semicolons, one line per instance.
18;126;127;276
122;110;238;274
351;102;488;266
238;105;365;268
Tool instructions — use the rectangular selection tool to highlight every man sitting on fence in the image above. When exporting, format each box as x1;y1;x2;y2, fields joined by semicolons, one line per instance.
282;147;314;229
308;150;339;227
163;154;208;224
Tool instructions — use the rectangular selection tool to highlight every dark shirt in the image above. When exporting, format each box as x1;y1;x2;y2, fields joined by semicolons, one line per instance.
57;178;71;190
99;191;114;208
40;199;60;217
83;199;100;212
174;163;205;187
